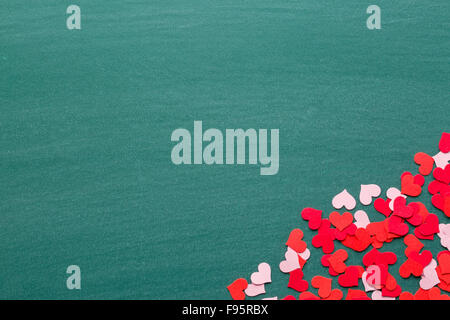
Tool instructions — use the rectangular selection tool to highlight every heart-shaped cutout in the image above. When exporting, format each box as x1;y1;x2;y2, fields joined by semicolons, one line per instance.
287;269;309;292
433;151;450;169
250;262;271;285
439;132;450;153
414;152;435;176
311;275;332;299
374;198;392;217
301;207;322;230
404;234;424;257
244;283;265;297
354;210;370;228
329;211;353;231
332;189;356;210
327;249;348;274
401;173;422;197
279;247;301;273
360;184;381;206
285;229;306;253
338;266;361;287
227;278;248;300
372;290;395;300
433;164;450;184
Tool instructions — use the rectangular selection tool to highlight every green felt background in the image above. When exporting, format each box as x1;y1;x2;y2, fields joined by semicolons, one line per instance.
0;0;449;299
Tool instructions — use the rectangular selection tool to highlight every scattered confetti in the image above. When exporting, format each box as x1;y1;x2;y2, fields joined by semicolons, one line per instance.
227;132;450;300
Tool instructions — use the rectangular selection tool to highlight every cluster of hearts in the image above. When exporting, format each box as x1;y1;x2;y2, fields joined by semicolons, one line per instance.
227;132;450;300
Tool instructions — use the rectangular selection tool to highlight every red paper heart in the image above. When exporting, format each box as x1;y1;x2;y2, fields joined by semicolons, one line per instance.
399;291;415;300
329;211;353;231
388;215;409;236
328;249;348;274
374;198;392;217
321;254;340;276
341;228;372;252
432;193;445;210
363;248;397;267
428;287;450;300
428;180;450;195
227;278;248;300
288;269;309;292
404;234;424;257
298;291;320;300
311;276;332;299
385;273;398;291
433;164;450;184
338;266;360;287
409;250;432;267
437;265;450;284
401;173;422;197
414;152;435;176
445;194;450;218
414;228;435;240
345;289;370;300
311;219;335;254
301;207;322;230
286;229;307;253
392;197;415;218
415;213;439;236
414;288;431;300
439;132;450;153
437;252;450;275
382;284;402;298
399;258;424;278
322;289;343;300
437;266;450;292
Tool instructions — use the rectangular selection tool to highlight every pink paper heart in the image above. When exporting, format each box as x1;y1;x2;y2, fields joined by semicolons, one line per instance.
354;210;371;229
360;184;381;206
433;152;450;169
244;283;266;297
250;263;271;285
371;290;395;300
420;259;440;290
332;189;356;210
279;247;300;273
437;225;450;251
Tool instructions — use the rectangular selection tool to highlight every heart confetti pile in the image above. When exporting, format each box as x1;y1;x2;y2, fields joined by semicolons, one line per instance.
227;132;450;300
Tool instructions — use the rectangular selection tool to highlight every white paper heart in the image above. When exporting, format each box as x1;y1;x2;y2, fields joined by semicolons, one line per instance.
250;263;271;285
279;247;300;273
360;184;381;206
354;210;371;229
420;259;440;290
244;283;265;297
433;152;450;169
371;290;395;300
332;189;356;210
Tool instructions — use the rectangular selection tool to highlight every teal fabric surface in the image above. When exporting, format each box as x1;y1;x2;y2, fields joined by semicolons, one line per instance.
0;0;449;299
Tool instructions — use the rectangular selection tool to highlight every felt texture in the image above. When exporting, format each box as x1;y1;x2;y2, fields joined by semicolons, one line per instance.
0;0;449;299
